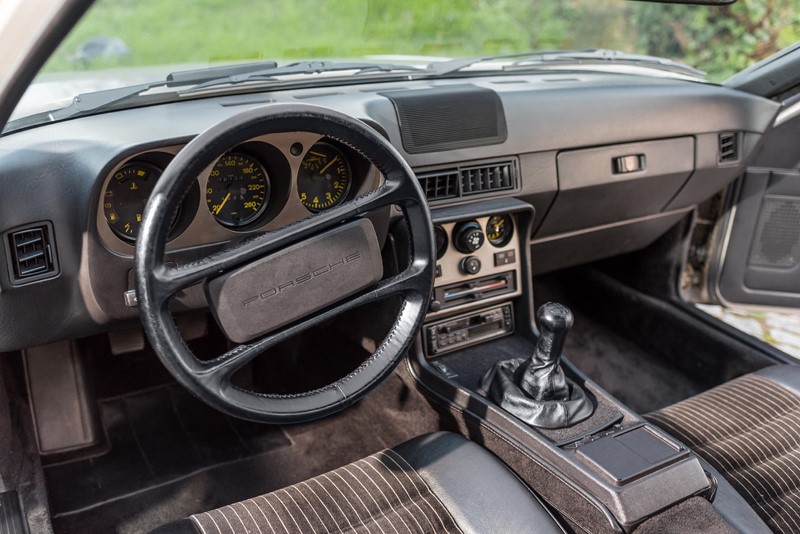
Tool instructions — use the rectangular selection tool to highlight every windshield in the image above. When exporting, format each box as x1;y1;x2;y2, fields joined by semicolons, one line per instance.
9;0;800;129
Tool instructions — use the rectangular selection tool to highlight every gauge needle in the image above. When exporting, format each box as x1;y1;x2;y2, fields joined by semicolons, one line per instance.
319;156;338;175
215;192;231;215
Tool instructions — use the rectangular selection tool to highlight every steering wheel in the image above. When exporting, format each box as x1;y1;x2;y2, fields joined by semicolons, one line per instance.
135;103;434;424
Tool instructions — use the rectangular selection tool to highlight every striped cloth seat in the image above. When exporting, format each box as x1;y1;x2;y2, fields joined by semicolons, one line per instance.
647;369;800;534
152;432;565;534
191;448;461;534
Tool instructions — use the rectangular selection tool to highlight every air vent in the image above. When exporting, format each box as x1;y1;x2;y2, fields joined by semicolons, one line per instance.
5;223;58;284
416;159;518;203
460;162;514;195
719;132;739;163
417;170;459;201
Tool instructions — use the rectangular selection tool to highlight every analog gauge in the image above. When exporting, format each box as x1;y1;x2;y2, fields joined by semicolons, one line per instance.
486;214;514;247
297;142;352;212
434;225;449;260
206;153;269;228
103;163;172;242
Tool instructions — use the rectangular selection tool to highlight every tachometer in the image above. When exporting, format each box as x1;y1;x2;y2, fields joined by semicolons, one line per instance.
103;163;166;242
206;153;269;228
486;214;514;247
297;142;352;212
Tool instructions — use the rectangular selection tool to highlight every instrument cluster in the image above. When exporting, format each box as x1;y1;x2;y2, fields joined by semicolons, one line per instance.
97;134;377;254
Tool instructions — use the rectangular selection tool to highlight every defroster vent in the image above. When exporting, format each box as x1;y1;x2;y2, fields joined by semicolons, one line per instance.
417;160;517;202
5;222;58;284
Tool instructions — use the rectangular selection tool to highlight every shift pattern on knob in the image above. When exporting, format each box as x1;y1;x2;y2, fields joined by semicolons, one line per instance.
453;221;485;253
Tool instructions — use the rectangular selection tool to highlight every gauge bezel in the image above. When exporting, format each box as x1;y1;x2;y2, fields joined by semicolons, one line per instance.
101;153;199;245
103;161;165;243
434;225;449;260
297;141;353;213
485;214;515;247
206;151;271;229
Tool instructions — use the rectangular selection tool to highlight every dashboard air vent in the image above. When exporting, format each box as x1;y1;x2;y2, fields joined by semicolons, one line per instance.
6;223;58;284
460;162;514;195
719;133;739;163
417;170;459;201
416;159;518;203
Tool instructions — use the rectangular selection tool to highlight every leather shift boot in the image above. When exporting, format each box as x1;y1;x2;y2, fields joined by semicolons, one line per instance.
480;302;593;429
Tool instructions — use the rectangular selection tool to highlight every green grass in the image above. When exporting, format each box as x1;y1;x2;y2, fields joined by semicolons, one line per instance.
43;0;800;83
44;0;521;72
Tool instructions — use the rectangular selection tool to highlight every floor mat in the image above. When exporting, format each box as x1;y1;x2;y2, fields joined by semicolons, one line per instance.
534;272;708;413
44;385;292;517
561;311;706;414
48;371;442;534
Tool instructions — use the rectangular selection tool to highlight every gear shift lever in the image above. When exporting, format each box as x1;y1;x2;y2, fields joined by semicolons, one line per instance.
517;302;573;400
480;302;593;428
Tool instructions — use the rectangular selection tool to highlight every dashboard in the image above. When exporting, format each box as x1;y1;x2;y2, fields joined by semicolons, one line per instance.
0;72;782;352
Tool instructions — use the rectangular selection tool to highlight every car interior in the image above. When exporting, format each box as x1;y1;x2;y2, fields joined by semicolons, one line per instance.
3;1;800;533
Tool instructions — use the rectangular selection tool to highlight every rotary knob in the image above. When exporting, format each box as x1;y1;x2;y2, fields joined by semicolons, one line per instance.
453;221;485;253
460;256;482;275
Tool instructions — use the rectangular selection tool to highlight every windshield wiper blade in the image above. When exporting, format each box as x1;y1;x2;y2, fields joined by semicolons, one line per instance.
47;60;283;121
427;49;705;78
25;60;426;127
179;61;427;94
425;50;568;76
504;49;705;77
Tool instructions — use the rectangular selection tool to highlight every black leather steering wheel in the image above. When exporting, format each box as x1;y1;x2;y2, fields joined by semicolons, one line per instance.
135;103;434;424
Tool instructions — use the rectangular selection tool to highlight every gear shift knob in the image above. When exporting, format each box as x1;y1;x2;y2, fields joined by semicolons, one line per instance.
535;302;574;364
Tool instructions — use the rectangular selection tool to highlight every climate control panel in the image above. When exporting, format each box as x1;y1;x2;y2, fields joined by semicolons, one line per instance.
429;213;522;317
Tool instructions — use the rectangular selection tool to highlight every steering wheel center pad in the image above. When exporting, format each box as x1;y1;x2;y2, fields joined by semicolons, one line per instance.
206;218;383;344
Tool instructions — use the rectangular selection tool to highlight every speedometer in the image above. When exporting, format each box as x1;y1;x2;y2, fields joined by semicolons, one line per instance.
206;153;270;228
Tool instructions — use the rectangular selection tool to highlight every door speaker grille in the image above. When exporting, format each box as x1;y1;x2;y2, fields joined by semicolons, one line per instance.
749;197;800;268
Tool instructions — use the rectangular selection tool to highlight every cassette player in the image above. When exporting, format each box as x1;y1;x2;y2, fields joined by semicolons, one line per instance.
424;303;514;356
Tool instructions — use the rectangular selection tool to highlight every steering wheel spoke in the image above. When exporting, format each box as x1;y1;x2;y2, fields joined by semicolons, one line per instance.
154;179;416;302
200;261;428;385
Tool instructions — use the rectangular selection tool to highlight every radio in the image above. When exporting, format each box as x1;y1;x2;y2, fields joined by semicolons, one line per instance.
424;303;514;356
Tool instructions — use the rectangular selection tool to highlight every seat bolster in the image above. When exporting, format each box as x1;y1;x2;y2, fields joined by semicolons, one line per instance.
754;364;800;397
392;432;565;534
698;458;773;534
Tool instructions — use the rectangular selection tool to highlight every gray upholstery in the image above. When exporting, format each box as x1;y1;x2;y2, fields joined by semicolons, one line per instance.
152;432;564;534
648;365;800;534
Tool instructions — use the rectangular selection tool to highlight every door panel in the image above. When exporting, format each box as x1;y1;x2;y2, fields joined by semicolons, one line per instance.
716;169;800;307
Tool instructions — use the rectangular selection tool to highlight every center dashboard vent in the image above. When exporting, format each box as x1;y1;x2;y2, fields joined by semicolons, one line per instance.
5;222;59;285
417;160;517;202
719;132;739;163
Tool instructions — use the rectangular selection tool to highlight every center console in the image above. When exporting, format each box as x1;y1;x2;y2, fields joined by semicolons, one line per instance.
406;197;719;533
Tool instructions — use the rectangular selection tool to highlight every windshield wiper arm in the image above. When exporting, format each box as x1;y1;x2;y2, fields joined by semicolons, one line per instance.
47;60;282;121
427;49;705;78
179;61;427;94
505;49;705;77
26;60;427;127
